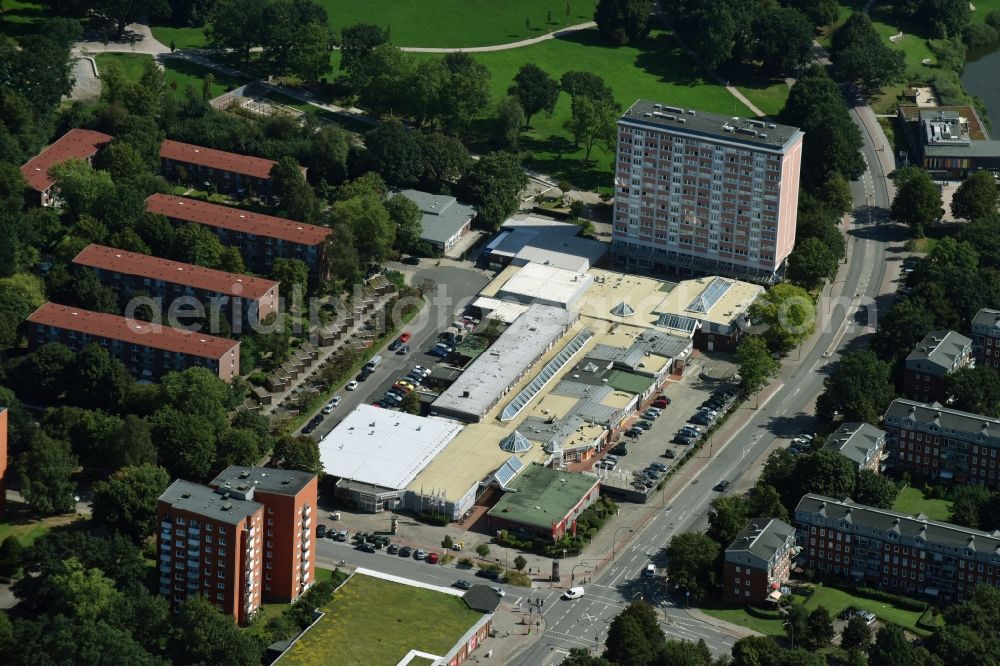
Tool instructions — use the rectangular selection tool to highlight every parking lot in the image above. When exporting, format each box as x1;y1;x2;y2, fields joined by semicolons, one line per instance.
593;365;741;496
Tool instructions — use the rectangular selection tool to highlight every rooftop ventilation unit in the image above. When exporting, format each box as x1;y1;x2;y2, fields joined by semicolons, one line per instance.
661;105;684;114
687;109;696;115
735;128;758;137
767;123;777;129
749;119;766;128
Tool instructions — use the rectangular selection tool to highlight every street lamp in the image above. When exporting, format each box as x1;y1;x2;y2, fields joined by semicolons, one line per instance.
784;620;794;649
572;561;594;585
612;527;634;558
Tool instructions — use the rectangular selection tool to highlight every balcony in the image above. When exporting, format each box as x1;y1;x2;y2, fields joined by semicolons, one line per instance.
159;576;171;587
159;585;170;596
160;520;172;531
187;538;200;548
186;569;199;580
301;538;311;552
160;552;171;562
189;528;200;538
302;517;311;530
160;533;172;544
302;505;312;517
186;559;199;569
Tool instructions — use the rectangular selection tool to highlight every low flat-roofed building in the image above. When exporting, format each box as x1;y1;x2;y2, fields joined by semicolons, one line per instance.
317;405;464;512
903;330;973;403
493;262;594;309
27;302;240;382
898;106;1000;179
431;304;578;423
469;296;530;324
21;129;113;206
397;189;476;253
146;194;331;277
823;422;888;473
722;518;797;604
73;244;280;332
481;215;609;272
487;463;600;542
971;308;1000;369
160;139;303;195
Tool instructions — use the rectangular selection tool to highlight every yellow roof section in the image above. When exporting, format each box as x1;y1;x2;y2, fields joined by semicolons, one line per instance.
654;277;764;327
574;268;671;327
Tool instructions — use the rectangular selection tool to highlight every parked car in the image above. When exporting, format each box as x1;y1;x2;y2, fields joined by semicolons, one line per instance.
563;587;586;600
625;427;643;438
636;420;654;429
396;346;410;355
663;449;676;459
679;426;702;436
649;463;667;472
651;396;671;407
346;380;359;391
644;564;656;577
358;542;376;553
414;549;427;560
427;552;440;564
337;530;349;541
672;434;694;445
476;568;500;580
399;332;412;343
388;339;402;351
713;480;732;492
325;529;337;540
428;347;449;358
302;415;323;435
690;414;712;425
453;580;473;590
322;396;342;414
610;444;629;456
399;546;412;558
641;411;660;420
412;366;432;377
316;525;327;539
387;544;399;554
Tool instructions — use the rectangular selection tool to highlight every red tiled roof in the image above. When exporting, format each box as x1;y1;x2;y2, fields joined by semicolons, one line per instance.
73;244;279;300
146;194;331;246
27;302;239;360
20;129;113;192
160;139;279;180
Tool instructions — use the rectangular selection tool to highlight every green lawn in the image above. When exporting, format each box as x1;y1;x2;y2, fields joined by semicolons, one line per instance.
94;53;247;100
0;500;78;547
422;28;749;191
892;486;953;520
0;0;48;39
700;602;787;636
279;573;483;666
735;80;791;117
802;585;928;634
152;0;598;50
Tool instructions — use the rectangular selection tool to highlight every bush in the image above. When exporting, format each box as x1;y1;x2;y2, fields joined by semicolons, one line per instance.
965;22;999;50
415;512;450;526
247;371;268;386
745;604;783;620
457;557;474;568
852;585;927;611
986;10;1000;30
917;606;945;630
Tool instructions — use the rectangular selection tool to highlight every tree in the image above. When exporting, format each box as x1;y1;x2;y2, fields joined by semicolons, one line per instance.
399;389;421;415
307;126;350;186
797;450;858;499
416;131;470;192
853;469;899;509
271;258;309;298
665;532;719;601
842;613;872;651
946;366;1000;417
594;0;653;46
948;485;993;529
870;624;940;666
476;543;490;559
159;367;231;426
18;431;77;516
754;7;814;77
149;408;216;480
564;95;619;161
736;335;780;404
270;157;320;223
288;21;335;84
92;464;171;542
817;350;896;422
892;167;942;236
458;151;527;230
339;23;391;79
331;195;395;263
920;0;971;38
604;601;665;665
787;236;838;290
168;595;263;666
748;283;816;353
439;52;491;136
384;194;424;255
804;606;835;648
495;96;526;149
830;13;906;97
107;415;157;470
508;64;560;129
747;482;790;522
785;603;810;648
0;536;23;578
819;172;855;215
707;495;749;547
951;171;999;221
90;0;169;38
363;120;423;187
873;297;938;362
561;71;615;103
206;0;266;60
673;0;739;70
514;555;527;571
47;556;122;621
0;273;44;352
273;435;322;475
788;0;840;26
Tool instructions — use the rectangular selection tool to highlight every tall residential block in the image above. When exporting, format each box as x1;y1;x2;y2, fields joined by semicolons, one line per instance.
612;100;804;284
209;466;318;603
146;194;331;279
20;129;113;206
902;330;973;403
27;302;241;382
72;244;280;333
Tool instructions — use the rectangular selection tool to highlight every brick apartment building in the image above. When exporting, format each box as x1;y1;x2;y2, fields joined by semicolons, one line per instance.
611;100;804;284
156;467;318;624
903;330;973;403
209;466;318;603
883;398;1000;487
20;128;113;206
27;302;241;382
823;422;888;473
160;139;305;197
145;194;331;279
0;407;6;516
722;518;797;604
971;308;1000;370
156;480;265;624
795;493;1000;603
73;244;280;334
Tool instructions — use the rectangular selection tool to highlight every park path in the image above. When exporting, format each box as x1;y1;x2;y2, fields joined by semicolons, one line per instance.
399;21;596;53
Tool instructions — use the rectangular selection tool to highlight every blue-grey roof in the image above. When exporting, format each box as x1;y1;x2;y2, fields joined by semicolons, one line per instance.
158;479;262;524
724;518;796;567
823;422;885;467
398;189;476;245
210;465;314;498
904;330;971;374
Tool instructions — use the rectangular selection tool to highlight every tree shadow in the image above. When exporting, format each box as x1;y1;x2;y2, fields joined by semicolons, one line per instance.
632;33;717;89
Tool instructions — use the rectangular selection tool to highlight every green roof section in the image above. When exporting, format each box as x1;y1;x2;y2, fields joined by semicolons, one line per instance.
487;463;599;530
606;370;654;395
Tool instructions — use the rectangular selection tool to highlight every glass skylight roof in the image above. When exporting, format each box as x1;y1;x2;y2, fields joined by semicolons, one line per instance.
686;277;731;313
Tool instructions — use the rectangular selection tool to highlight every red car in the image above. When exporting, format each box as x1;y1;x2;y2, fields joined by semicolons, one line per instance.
427;552;440;564
652;396;671;408
399;332;412;343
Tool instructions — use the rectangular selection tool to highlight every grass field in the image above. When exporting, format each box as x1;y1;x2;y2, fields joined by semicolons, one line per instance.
0;501;79;547
0;0;47;39
801;584;929;634
94;53;247;100
700;602;787;635
424;28;749;190
892;486;953;520
152;0;598;50
279;573;483;666
734;80;791;117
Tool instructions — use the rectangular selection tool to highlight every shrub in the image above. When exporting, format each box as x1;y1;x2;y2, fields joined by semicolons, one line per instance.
415;512;449;526
457;557;474;568
852;585;927;611
986;10;1000;30
964;22;999;50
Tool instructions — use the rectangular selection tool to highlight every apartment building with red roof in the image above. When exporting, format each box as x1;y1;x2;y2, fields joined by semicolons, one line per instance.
20;129;113;206
160;139;306;197
27;302;241;382
73;244;279;333
146;194;331;278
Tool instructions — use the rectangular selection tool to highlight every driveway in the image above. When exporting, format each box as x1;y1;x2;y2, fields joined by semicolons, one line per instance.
68;56;101;101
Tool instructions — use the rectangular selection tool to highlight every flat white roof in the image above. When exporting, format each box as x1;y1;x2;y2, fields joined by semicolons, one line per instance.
317;405;463;490
497;262;593;308
471;296;530;324
431;304;578;420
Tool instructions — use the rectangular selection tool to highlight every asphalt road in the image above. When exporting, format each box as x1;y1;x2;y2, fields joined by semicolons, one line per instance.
508;105;900;664
304;265;489;438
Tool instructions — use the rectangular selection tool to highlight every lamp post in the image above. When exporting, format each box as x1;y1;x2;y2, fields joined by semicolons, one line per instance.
612;527;634;559
784;620;794;649
571;561;593;585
